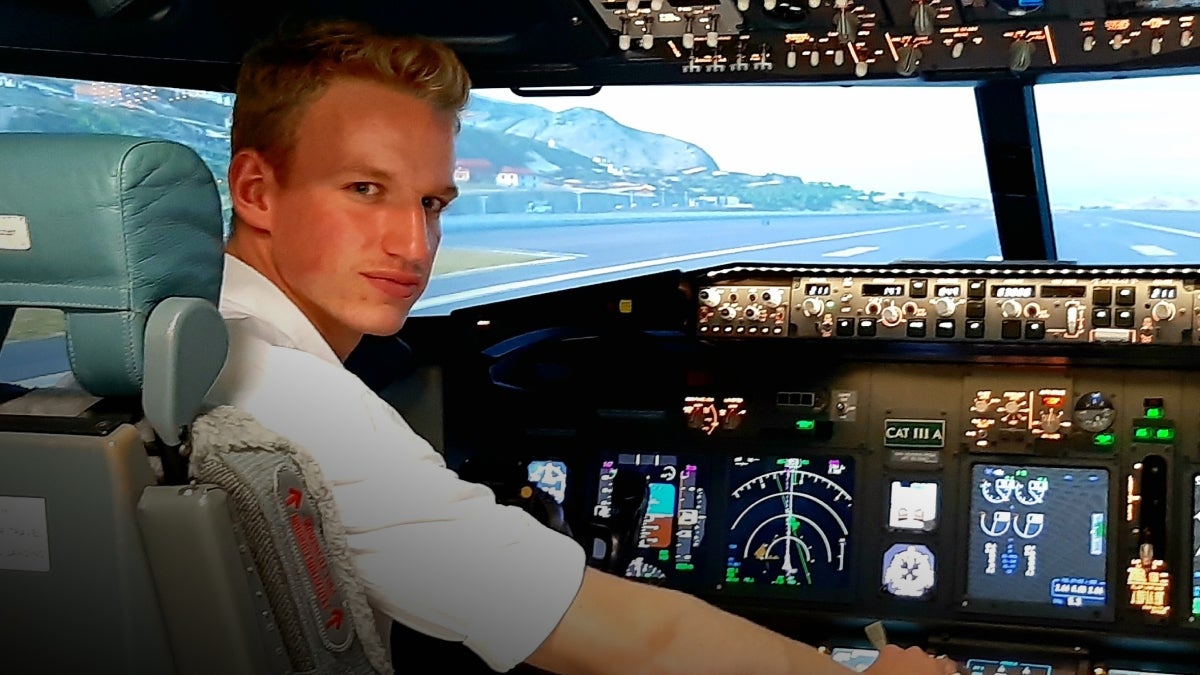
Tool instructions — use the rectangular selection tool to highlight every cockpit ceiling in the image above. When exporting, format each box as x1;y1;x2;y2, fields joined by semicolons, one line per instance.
0;1;1199;91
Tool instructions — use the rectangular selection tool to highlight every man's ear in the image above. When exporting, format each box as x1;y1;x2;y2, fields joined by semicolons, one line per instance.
228;149;277;233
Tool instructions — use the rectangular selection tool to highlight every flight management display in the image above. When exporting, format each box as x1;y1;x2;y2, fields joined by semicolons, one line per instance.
722;455;854;596
966;464;1110;617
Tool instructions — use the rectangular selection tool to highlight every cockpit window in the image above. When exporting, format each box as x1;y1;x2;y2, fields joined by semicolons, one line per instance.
1037;73;1200;264
422;84;999;314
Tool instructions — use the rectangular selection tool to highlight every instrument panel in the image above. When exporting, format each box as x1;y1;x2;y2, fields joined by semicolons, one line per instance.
446;263;1200;675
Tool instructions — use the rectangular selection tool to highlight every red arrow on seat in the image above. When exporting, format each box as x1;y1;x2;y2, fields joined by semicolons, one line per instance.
327;609;344;631
286;488;303;510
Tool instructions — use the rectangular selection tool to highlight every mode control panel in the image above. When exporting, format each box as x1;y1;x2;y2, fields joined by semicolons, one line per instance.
696;266;1198;345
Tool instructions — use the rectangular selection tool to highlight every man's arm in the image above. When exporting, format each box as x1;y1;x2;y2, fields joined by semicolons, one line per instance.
525;567;850;675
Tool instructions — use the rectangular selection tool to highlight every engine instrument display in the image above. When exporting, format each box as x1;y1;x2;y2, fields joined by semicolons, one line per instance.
888;480;939;532
966;465;1110;617
722;456;854;595
594;454;707;582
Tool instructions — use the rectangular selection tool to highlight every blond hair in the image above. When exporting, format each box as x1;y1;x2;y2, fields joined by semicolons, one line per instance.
231;17;471;178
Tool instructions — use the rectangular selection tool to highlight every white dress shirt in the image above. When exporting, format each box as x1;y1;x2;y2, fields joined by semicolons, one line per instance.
207;254;586;671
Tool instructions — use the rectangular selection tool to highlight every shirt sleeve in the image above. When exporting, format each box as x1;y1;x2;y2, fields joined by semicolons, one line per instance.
220;345;586;672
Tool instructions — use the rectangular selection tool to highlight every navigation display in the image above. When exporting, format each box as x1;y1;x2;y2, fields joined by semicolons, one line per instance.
888;480;939;532
722;456;854;594
593;454;707;582
1193;475;1200;618
966;465;1109;616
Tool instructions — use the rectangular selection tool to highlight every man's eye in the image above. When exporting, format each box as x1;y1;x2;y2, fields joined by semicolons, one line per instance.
422;197;446;213
351;182;380;196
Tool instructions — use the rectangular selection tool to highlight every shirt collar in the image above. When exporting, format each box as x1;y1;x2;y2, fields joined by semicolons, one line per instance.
219;253;342;367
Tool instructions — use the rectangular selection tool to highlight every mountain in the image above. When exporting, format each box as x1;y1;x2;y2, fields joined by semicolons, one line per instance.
464;94;718;175
455;125;600;178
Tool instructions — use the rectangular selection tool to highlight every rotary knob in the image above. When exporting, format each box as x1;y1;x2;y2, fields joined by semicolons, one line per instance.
880;304;903;327
1001;299;1023;319
902;301;918;316
864;300;882;316
934;297;956;318
1024;302;1042;318
761;289;783;308
718;305;737;320
699;288;722;308
802;297;825;317
744;304;764;321
1152;300;1177;322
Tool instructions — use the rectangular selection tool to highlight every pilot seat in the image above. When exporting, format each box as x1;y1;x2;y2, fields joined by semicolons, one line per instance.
0;133;388;675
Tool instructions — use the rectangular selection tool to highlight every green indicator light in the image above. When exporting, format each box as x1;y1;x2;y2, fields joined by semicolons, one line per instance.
1016;469;1028;478
795;419;816;431
1155;428;1175;441
1135;427;1152;440
1146;407;1165;419
676;563;694;571
1094;433;1116;446
659;549;670;561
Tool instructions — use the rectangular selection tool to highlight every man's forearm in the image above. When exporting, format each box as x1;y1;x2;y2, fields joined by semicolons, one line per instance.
644;587;854;675
528;568;852;675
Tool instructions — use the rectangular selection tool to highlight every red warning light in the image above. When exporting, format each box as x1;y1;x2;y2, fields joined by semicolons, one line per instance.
1041;396;1063;407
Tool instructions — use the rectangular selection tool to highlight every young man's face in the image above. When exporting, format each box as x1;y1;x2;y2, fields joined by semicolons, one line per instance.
263;77;458;355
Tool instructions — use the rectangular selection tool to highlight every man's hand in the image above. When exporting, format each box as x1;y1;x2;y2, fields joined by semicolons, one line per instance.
863;645;960;675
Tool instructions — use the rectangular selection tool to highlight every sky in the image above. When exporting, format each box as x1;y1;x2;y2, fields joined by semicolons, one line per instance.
476;74;1200;207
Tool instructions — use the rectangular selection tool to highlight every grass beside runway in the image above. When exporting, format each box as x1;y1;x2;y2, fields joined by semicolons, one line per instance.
433;247;560;276
4;248;561;343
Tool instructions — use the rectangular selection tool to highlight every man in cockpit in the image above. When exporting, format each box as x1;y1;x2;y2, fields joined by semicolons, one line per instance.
208;17;957;675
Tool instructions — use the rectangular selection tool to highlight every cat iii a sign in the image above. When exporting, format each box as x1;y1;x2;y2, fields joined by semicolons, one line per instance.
884;419;945;448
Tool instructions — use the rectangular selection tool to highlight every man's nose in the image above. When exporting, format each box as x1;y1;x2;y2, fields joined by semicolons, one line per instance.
381;205;434;259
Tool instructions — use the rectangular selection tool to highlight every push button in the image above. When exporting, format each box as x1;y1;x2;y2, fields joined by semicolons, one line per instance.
906;319;927;338
1001;319;1021;339
935;319;955;338
836;318;855;336
1116;286;1136;306
1092;308;1112;327
1025;321;1045;340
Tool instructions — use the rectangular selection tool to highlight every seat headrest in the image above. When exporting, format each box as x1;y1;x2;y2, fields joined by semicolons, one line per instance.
0;133;225;398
